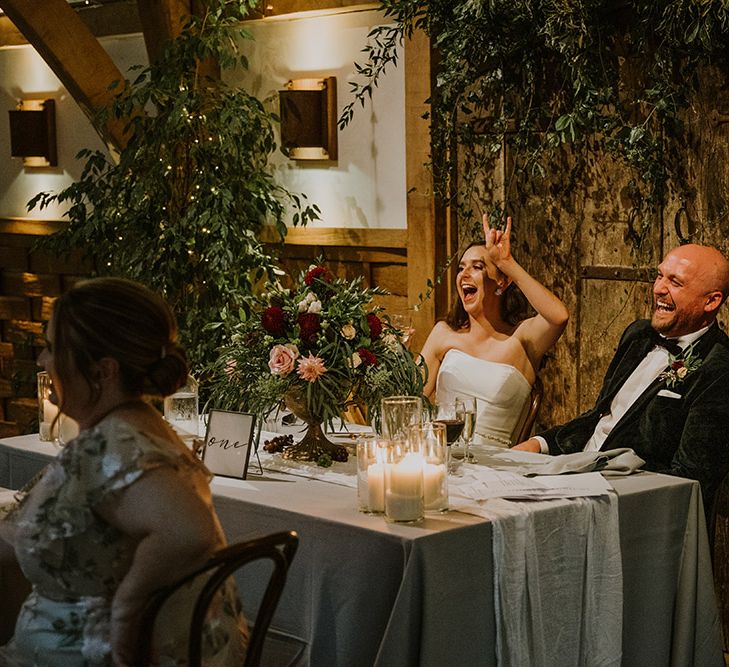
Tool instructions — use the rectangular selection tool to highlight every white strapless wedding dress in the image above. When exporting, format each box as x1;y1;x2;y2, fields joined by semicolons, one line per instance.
435;349;532;448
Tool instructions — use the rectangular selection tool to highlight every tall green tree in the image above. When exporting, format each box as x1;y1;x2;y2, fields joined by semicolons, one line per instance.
31;0;319;369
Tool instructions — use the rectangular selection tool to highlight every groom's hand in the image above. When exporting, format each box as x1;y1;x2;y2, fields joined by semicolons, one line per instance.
512;438;541;452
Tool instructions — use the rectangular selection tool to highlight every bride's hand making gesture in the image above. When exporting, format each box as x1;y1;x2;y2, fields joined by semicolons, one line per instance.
483;213;513;268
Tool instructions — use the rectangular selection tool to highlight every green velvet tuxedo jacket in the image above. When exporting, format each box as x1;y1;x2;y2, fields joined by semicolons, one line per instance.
539;319;729;517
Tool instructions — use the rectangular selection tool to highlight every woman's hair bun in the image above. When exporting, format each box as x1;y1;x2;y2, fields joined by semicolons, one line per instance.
145;343;189;397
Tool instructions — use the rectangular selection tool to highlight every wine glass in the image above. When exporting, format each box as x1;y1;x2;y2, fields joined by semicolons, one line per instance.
433;402;465;446
455;396;477;463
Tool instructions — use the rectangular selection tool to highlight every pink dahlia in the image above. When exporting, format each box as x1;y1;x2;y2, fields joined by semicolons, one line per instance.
297;353;327;382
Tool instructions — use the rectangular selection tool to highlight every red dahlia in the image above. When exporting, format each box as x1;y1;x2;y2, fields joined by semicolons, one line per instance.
366;313;383;339
357;347;377;366
298;312;321;343
261;306;287;336
304;266;332;286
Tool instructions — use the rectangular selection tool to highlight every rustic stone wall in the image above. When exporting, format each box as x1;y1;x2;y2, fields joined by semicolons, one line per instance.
0;228;90;437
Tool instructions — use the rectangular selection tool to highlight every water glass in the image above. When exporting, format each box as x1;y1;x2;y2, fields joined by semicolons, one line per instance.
37;371;56;442
381;395;422;440
411;423;448;513
37;371;79;445
384;438;424;523
164;375;199;436
356;436;388;514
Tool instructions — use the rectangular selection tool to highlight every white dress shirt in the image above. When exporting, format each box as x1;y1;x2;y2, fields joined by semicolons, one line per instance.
536;325;710;454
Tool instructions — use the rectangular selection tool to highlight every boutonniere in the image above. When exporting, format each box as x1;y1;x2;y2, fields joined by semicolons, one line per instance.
659;343;703;388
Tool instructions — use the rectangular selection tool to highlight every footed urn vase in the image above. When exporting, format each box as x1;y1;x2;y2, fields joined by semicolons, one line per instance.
283;391;348;463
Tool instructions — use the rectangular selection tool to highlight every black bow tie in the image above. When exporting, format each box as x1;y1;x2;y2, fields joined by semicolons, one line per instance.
650;330;682;356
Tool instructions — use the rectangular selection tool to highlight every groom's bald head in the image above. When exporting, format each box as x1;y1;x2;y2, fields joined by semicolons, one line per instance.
652;244;729;337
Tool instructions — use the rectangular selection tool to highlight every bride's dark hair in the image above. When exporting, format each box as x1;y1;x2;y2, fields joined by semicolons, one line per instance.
445;240;530;330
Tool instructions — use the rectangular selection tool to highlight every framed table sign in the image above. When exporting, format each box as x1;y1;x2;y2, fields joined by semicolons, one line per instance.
202;409;256;479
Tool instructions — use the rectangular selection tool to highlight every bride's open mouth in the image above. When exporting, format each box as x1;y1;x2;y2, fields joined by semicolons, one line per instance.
461;284;478;303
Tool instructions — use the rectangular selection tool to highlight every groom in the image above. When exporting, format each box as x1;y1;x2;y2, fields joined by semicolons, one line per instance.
514;243;729;517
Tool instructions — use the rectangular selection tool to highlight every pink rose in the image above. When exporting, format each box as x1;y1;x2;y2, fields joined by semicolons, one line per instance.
268;344;299;377
297;353;327;382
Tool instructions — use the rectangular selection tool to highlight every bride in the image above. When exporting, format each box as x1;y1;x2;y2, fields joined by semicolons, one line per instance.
420;214;569;448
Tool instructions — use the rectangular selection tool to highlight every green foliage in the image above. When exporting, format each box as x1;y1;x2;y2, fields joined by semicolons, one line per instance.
343;0;729;245
29;0;320;371
206;262;426;430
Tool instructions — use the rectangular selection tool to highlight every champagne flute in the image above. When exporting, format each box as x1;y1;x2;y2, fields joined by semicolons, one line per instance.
456;396;477;463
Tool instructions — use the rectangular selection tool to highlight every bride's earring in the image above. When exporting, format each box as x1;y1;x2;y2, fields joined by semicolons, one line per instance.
495;286;504;296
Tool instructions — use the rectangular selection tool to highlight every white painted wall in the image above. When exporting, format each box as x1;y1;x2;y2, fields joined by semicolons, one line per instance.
0;9;406;230
0;35;147;220
232;10;406;229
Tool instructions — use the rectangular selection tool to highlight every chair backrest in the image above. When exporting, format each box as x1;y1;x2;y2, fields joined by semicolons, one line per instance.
135;530;299;667
511;376;544;445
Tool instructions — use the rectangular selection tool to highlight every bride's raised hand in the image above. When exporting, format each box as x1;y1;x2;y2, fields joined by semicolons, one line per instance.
482;214;513;266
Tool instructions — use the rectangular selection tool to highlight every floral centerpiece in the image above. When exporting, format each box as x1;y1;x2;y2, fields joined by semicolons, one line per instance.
208;263;426;462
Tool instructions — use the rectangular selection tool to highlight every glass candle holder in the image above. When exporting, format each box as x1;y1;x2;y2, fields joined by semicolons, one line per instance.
37;371;57;442
413;422;449;513
380;395;422;440
356;435;388;514
384;438;424;524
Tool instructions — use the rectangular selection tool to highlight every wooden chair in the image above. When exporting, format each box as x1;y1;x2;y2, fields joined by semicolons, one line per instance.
511;376;544;445
135;530;299;667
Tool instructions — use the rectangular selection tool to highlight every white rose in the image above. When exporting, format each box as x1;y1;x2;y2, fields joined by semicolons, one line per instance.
297;300;309;313
341;323;357;340
306;292;317;303
676;366;688;379
350;351;362;369
382;333;399;350
308;300;322;314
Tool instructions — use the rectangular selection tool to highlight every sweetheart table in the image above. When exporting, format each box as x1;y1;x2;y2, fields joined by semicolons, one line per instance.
0;433;722;666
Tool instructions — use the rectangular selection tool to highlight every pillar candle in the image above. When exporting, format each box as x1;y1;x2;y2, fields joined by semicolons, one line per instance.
423;462;447;511
367;462;385;512
385;452;424;522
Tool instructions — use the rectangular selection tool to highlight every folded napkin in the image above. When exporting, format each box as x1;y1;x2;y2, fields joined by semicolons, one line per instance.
511;447;645;477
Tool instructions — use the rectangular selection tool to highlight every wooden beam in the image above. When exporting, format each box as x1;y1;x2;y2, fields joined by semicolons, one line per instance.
260;1;378;18
262;225;406;248
1;2;142;46
136;0;190;63
0;218;66;236
0;0;130;151
404;28;441;351
136;0;219;79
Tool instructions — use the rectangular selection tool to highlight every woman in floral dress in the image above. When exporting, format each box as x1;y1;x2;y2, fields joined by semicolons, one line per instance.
0;278;248;666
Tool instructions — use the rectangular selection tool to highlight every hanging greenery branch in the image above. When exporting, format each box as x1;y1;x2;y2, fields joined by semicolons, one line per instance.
30;0;320;372
341;0;729;246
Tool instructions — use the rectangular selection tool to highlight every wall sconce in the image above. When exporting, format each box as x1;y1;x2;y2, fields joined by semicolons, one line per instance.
279;77;337;161
8;99;58;168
